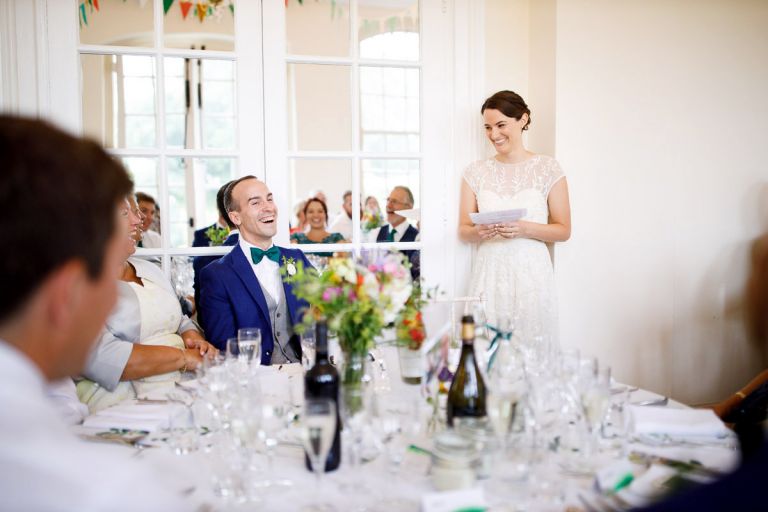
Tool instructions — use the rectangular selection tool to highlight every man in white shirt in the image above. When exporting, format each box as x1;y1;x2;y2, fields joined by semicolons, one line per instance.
328;190;353;240
198;176;313;363
0;116;189;511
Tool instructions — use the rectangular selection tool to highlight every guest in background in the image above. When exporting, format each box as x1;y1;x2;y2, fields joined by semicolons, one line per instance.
459;90;570;340
362;195;384;233
78;193;216;413
369;186;420;278
135;191;161;248
292;197;346;254
328;190;354;240
640;232;768;510
0;115;187;510
290;199;308;235
199;176;312;363
192;181;239;324
192;181;235;248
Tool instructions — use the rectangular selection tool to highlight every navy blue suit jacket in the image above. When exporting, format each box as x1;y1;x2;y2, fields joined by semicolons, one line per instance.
198;244;312;364
192;232;239;326
192;223;216;248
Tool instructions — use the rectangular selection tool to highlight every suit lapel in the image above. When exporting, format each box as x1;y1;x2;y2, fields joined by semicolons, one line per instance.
228;245;270;323
278;247;302;325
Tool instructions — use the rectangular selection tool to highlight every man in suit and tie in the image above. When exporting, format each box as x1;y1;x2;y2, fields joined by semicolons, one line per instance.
199;176;312;364
370;185;420;279
192;181;239;324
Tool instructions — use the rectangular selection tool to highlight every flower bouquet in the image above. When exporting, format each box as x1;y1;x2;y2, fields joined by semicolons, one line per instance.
362;209;384;233
285;251;412;410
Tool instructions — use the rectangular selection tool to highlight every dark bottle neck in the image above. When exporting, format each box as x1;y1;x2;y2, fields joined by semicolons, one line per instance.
315;321;329;363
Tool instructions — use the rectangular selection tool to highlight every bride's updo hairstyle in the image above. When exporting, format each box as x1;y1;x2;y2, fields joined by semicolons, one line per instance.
481;90;532;131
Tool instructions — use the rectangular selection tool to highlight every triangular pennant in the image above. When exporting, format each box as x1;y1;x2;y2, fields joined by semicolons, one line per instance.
180;1;192;19
229;3;233;15
80;3;88;26
196;2;206;22
87;0;93;13
93;0;99;10
163;0;174;14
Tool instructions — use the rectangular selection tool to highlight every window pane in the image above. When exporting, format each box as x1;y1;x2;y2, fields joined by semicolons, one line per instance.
360;66;419;152
202;116;236;149
171;256;196;318
358;0;419;61
203;82;235;114
286;0;350;57
122;157;158;198
81;54;157;149
166;157;237;248
287;64;351;151
164;1;235;51
78;0;155;47
287;159;353;243
202;59;235;81
361;158;420;240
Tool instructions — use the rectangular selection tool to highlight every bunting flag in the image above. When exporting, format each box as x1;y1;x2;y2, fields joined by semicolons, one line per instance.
163;0;174;14
179;1;192;19
93;0;99;10
196;2;206;22
79;2;87;26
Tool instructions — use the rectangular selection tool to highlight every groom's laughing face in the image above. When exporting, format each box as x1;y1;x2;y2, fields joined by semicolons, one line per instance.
229;178;278;246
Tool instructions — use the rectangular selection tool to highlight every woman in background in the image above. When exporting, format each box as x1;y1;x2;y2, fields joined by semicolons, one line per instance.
290;198;346;256
458;90;570;343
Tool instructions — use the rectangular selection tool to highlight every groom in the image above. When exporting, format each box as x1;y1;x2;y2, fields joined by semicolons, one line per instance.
199;176;312;364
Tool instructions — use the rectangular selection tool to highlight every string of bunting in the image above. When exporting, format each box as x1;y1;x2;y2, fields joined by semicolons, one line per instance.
79;0;234;28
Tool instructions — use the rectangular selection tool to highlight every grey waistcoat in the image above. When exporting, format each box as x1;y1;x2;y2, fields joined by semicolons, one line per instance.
259;281;299;364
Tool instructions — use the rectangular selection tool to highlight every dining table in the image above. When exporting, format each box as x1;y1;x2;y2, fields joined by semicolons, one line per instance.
71;344;739;512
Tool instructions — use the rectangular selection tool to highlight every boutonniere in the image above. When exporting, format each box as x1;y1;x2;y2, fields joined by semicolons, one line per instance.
282;256;297;276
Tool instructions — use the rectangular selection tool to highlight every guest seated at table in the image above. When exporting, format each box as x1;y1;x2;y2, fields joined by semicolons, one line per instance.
135;191;162;248
199;176;313;363
0;115;187;510
79;194;217;413
640;233;768;511
192;180;239;325
290;198;346;256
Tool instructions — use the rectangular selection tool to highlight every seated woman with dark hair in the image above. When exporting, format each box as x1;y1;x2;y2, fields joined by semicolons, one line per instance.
289;197;346;257
77;194;217;412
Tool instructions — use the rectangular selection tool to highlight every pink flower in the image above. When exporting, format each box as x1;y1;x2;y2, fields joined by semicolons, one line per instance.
322;287;342;301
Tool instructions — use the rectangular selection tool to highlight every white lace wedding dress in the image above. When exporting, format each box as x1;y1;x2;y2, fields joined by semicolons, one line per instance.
463;155;565;344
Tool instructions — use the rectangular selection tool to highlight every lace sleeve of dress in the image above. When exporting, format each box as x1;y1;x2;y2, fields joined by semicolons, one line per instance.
462;160;484;196
544;157;566;196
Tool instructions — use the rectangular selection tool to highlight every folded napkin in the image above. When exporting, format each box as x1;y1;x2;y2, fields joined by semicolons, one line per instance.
629;406;729;438
82;402;171;432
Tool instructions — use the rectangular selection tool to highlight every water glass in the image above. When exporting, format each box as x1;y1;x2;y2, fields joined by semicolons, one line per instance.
300;328;316;371
300;398;338;512
168;402;198;455
238;327;261;363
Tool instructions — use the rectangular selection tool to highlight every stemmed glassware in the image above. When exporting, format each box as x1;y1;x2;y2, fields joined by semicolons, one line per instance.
237;327;261;363
300;398;338;512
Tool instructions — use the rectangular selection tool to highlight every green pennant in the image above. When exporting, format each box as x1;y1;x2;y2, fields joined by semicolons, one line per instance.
163;0;174;14
229;4;234;15
80;3;87;26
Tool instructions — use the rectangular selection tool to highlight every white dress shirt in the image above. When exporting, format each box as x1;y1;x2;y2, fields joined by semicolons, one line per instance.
141;229;162;248
0;341;188;511
328;212;352;240
239;238;281;304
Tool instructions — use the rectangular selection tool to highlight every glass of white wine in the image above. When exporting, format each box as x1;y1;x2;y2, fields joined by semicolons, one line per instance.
580;362;611;462
301;398;338;512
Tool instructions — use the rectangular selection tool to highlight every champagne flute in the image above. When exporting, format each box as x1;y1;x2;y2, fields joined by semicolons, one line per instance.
301;398;338;512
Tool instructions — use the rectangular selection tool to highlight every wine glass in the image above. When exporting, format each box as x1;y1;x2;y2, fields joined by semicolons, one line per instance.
237;327;261;364
581;362;611;458
300;398;338;512
300;327;316;371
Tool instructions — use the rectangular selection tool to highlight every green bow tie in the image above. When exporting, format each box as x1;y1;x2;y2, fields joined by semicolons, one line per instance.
250;246;280;264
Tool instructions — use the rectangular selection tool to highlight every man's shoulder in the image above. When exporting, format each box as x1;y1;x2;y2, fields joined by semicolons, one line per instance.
201;247;240;278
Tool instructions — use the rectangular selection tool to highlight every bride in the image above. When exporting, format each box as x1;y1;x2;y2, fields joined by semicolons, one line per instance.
458;90;571;344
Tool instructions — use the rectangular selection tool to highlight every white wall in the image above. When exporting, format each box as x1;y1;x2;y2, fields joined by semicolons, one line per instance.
553;0;768;404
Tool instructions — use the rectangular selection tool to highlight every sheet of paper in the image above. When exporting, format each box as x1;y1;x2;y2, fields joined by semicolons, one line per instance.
469;208;527;225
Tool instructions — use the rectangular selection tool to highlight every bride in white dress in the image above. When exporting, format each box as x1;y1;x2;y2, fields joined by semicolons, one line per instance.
459;90;571;344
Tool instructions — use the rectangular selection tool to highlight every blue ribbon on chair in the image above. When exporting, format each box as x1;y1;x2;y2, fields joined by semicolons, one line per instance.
486;323;513;373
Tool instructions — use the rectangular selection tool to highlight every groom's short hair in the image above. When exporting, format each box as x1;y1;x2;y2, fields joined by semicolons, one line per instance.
0;116;132;324
223;175;258;214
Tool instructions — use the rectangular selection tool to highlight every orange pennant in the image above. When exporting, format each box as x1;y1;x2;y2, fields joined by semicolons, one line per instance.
180;1;192;19
93;0;99;10
196;2;206;22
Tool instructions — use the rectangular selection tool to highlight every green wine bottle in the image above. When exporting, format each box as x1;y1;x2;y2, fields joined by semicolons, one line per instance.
446;314;487;427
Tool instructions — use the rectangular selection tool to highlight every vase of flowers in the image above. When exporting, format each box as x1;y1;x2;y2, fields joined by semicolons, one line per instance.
285;251;412;412
395;281;429;384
